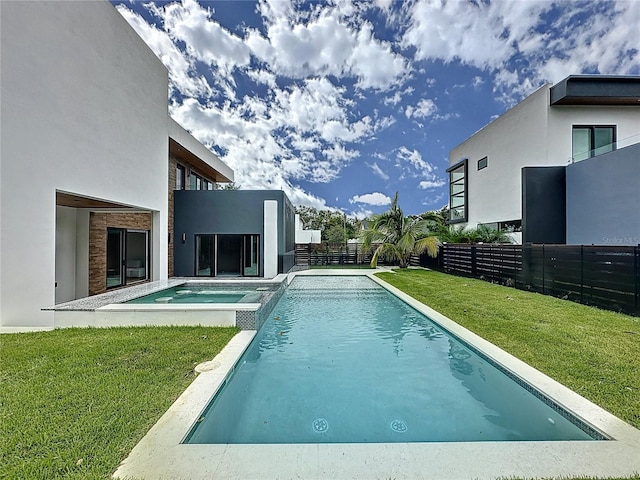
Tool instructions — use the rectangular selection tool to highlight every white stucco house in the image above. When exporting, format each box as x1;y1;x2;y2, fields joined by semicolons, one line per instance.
0;1;234;329
448;75;640;245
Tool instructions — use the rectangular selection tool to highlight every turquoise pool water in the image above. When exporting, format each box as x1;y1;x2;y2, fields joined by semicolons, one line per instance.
125;285;264;304
185;276;598;444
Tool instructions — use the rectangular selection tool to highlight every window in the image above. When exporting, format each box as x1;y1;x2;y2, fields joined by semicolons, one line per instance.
447;159;467;223
176;164;185;190
477;157;488;170
478;219;522;233
190;172;213;190
572;125;616;162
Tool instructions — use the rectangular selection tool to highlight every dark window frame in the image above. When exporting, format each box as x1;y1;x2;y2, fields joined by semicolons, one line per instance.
176;164;186;190
446;158;468;224
477;156;488;170
572;125;616;161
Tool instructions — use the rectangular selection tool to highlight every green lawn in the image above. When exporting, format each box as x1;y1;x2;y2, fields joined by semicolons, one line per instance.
377;269;640;431
0;326;238;480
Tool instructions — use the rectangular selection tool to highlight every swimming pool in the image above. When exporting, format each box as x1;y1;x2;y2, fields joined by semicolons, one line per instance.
185;276;598;444
125;285;265;304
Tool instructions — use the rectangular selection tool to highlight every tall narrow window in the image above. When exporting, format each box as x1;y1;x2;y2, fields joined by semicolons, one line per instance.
447;159;467;223
572;125;616;162
176;164;185;190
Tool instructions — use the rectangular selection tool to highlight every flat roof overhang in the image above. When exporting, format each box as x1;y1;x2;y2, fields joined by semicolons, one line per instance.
56;191;144;210
550;75;640;106
168;118;234;183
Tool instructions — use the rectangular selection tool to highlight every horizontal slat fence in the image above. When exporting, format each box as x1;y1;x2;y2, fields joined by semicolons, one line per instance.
295;243;374;266
418;244;639;316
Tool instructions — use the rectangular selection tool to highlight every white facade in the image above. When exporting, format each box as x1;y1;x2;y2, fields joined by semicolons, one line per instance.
294;214;322;244
449;81;640;241
0;2;230;328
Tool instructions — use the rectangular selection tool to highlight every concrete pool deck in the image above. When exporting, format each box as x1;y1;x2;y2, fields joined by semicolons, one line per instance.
113;269;640;480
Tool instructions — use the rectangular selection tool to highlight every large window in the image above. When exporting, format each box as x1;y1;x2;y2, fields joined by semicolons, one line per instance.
447;159;467;223
572;125;616;162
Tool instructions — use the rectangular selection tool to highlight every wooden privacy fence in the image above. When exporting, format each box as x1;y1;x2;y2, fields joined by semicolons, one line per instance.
295;243;375;266
416;244;640;317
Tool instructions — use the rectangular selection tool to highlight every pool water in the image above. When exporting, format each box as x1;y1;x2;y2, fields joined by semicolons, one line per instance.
125;285;263;304
185;276;597;444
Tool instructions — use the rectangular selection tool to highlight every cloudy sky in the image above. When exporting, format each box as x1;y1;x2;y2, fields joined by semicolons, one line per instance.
114;0;639;217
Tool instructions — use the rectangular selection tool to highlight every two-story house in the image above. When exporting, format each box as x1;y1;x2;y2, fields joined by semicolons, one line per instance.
448;75;640;245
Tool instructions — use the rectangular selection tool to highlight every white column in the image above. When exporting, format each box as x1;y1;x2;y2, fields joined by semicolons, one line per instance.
263;200;278;278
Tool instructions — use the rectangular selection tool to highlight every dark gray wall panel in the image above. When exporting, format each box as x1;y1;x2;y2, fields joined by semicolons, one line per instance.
522;167;567;244
173;190;295;276
566;143;640;245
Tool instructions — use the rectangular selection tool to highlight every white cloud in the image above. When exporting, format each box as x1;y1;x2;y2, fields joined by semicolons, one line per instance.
159;0;250;75
419;179;445;190
350;207;374;220
369;162;390;180
401;0;514;70
400;1;639;105
405;98;437;119
248;3;408;90
383;86;415;106
116;5;212;99
350;192;391;206
396;147;434;176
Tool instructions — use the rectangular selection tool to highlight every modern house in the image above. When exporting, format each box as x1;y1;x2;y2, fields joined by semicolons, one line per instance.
0;1;238;329
448;76;640;245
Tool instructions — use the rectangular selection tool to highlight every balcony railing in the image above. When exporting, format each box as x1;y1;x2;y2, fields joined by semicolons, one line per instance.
570;134;640;164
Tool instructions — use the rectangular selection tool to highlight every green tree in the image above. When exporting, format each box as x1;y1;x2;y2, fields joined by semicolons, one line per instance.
295;206;359;243
437;224;513;244
215;181;240;190
360;192;440;268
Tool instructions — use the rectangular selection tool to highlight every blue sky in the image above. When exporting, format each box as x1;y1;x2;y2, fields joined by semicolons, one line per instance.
114;0;639;217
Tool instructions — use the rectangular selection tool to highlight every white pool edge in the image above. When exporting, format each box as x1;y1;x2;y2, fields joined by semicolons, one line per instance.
113;270;640;480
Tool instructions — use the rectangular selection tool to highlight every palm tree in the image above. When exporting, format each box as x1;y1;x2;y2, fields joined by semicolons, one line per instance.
360;193;440;268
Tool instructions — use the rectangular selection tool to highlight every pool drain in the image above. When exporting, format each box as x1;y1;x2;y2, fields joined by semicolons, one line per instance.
312;418;328;433
390;420;407;433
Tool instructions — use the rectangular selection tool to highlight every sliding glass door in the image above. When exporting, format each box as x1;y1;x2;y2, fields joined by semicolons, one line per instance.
125;230;149;284
194;234;260;277
107;228;125;288
106;228;149;289
196;235;214;276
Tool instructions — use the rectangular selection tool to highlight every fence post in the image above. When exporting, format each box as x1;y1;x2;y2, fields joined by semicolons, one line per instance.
633;243;640;317
542;244;545;295
471;244;477;278
580;245;584;305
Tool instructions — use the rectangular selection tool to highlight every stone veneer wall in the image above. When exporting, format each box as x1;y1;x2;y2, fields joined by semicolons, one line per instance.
168;155;177;277
89;212;153;296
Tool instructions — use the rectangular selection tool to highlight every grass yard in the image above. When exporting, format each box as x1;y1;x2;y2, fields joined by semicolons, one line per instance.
0;326;238;479
377;269;640;431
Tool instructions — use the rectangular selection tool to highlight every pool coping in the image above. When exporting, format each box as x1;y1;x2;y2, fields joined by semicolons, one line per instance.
47;276;288;329
113;270;640;480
